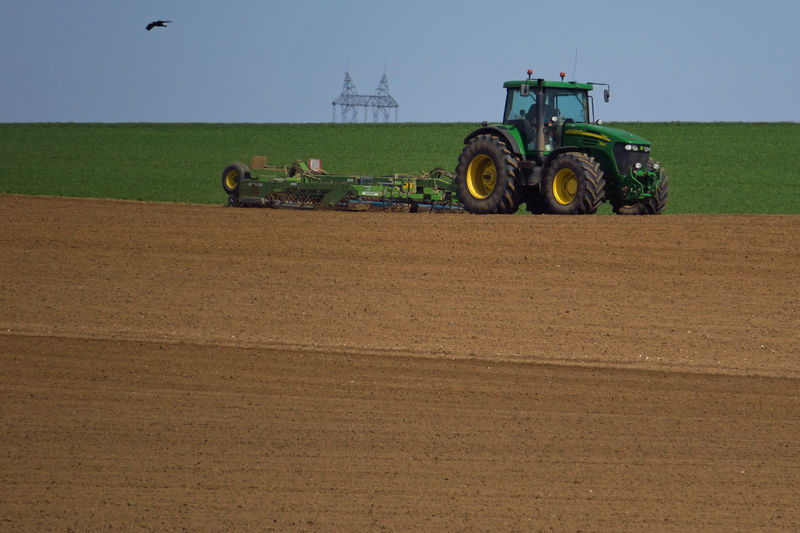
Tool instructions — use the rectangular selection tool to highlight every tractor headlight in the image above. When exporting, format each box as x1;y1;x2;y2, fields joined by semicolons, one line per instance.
653;163;661;170
625;144;649;152
634;162;643;170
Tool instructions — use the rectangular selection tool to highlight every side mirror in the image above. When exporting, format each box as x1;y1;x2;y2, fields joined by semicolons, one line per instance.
604;88;610;102
520;84;530;97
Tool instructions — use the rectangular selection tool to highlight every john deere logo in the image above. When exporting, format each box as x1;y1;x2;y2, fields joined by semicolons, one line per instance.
565;129;611;142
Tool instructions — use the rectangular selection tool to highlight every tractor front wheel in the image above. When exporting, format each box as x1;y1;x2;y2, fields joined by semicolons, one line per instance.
541;152;605;214
222;162;251;195
456;134;520;214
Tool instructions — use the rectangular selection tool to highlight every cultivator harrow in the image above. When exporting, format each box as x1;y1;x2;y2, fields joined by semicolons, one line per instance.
222;157;461;212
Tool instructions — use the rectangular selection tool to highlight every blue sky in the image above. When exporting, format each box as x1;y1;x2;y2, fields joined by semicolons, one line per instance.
1;0;798;123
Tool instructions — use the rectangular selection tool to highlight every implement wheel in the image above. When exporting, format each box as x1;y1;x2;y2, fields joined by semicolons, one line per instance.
222;162;251;195
612;160;669;215
541;152;605;214
456;134;520;214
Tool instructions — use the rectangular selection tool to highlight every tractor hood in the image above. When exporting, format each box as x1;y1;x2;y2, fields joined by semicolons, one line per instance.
563;122;651;146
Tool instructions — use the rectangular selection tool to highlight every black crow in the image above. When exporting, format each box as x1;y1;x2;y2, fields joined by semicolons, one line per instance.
146;20;172;31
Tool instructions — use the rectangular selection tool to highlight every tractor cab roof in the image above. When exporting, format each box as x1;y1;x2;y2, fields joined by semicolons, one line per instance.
503;79;593;91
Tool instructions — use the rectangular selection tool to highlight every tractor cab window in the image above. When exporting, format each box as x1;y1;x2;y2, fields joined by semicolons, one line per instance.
504;88;536;124
504;87;589;125
504;88;538;150
544;88;589;123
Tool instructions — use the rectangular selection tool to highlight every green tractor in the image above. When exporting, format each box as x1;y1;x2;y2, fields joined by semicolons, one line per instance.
456;70;668;214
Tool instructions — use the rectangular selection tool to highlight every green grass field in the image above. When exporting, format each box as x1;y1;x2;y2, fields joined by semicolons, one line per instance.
1;122;798;213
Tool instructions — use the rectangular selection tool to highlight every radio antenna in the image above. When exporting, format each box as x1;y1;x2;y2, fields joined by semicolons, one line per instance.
571;48;578;81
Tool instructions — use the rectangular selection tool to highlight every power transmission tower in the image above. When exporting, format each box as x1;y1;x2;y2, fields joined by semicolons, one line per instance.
372;73;398;122
332;72;360;123
332;72;399;123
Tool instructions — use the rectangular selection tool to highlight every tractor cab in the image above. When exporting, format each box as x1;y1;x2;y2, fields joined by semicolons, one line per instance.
502;76;593;153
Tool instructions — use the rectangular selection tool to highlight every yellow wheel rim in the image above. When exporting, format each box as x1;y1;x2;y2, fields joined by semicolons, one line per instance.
552;168;578;205
466;155;497;199
224;169;239;191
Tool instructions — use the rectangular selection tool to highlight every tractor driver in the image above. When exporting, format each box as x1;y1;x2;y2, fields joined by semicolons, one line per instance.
543;94;560;121
525;95;560;127
525;94;560;130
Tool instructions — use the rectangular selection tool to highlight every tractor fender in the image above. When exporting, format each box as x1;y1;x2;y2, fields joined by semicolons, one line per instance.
541;147;586;175
464;126;524;158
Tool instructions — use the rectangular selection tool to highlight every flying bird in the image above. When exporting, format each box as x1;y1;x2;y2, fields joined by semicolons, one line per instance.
146;20;172;31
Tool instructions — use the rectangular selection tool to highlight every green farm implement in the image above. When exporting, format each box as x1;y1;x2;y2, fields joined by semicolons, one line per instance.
222;157;460;212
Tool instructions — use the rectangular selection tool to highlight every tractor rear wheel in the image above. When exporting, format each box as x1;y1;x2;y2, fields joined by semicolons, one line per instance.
222;162;251;195
541;152;605;214
456;134;520;214
611;160;669;215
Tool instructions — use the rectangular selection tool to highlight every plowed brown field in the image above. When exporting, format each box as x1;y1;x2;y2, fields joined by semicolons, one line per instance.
1;195;799;531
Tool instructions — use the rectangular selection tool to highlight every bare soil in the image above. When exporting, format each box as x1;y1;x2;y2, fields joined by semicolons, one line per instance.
1;194;799;531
